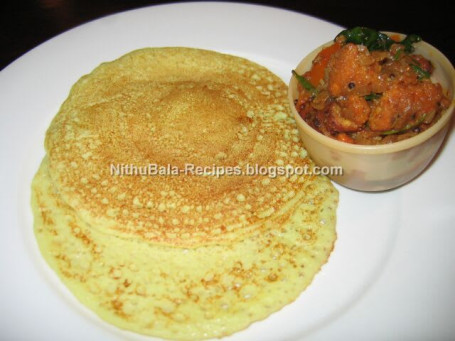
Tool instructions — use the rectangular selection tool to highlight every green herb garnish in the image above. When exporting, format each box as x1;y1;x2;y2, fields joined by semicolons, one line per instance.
399;34;421;53
336;27;421;53
337;27;393;51
364;93;382;101
381;114;427;136
393;48;404;60
292;70;317;94
410;63;431;80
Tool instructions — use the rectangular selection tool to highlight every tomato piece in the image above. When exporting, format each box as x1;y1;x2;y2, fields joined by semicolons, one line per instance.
304;42;342;87
336;133;355;144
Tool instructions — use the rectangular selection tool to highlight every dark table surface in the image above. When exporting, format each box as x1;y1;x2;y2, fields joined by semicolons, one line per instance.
2;0;454;70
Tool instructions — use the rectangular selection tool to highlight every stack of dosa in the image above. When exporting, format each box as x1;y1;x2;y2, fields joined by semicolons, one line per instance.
31;47;338;340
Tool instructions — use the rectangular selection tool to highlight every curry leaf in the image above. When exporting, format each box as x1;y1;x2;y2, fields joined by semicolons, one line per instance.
381;114;427;136
364;93;382;101
410;63;431;80
336;27;421;53
292;70;317;94
393;48;404;60
400;34;421;53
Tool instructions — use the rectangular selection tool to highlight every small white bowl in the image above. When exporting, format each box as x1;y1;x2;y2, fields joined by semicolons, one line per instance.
288;33;455;191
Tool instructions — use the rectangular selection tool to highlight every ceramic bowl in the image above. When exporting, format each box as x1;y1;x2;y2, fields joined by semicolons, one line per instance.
288;33;455;191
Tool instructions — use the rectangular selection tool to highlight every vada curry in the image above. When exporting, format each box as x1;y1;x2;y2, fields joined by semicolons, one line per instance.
293;27;450;144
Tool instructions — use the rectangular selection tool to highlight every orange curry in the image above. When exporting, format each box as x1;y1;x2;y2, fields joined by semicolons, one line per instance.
294;28;450;144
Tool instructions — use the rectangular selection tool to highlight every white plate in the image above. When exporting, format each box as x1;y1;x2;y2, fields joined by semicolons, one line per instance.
0;2;454;340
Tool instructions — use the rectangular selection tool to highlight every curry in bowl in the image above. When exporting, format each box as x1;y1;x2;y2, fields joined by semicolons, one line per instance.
293;27;450;145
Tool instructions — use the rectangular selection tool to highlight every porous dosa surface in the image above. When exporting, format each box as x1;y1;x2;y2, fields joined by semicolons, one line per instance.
45;47;326;247
33;47;339;340
32;157;337;340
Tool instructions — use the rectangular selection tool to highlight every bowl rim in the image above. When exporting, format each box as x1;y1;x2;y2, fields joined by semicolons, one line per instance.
288;32;455;155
